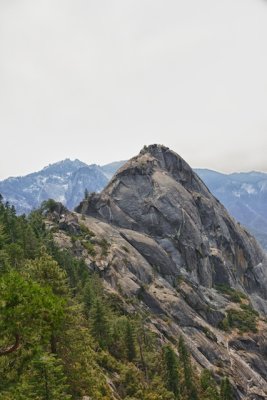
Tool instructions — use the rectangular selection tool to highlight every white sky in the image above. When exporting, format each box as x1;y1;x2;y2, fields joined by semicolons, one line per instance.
0;0;267;179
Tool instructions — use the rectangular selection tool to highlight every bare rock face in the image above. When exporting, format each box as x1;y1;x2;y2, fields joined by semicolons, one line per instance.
76;144;267;300
71;144;267;398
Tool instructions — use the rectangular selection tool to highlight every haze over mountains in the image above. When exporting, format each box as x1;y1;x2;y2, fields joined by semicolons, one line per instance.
1;155;266;250
0;159;109;215
196;170;267;250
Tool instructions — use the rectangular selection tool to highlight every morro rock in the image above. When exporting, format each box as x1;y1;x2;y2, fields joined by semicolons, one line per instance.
71;145;267;398
76;145;267;303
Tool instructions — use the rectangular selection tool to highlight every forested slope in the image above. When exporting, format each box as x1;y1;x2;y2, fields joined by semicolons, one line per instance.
0;196;232;400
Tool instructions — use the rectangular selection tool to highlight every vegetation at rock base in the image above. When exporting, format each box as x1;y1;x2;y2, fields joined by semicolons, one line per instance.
215;285;247;304
220;377;234;400
0;197;233;399
219;304;259;334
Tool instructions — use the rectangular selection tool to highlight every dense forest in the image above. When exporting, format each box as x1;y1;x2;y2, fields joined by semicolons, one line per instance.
0;196;233;400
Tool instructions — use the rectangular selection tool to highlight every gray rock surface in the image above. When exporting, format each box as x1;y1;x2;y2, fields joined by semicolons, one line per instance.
54;208;267;399
76;144;267;299
7;144;267;398
74;145;267;398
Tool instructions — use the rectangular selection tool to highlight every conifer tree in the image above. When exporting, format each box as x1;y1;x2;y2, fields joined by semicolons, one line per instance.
178;335;198;400
21;353;71;400
163;345;180;399
24;252;70;297
91;298;109;349
83;274;103;317
200;369;220;400
220;377;234;400
125;319;136;362
0;223;9;273
0;271;64;356
84;188;89;199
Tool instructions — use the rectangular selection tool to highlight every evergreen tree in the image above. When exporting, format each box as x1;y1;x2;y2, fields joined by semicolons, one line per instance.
83;274;103;317
163;345;180;399
200;369;220;400
0;223;9;273
0;271;65;356
91;298;109;349
220;377;234;400
24;252;70;297
26;353;71;400
125;319;136;362
0;199;237;400
178;335;198;400
84;188;89;199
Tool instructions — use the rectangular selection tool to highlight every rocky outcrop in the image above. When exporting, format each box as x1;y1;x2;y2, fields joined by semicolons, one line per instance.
52;209;267;399
76;145;267;301
49;144;267;399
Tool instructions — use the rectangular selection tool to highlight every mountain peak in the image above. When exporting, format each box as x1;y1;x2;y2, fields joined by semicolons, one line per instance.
110;144;209;199
76;144;265;285
42;158;87;173
137;143;186;168
140;143;170;155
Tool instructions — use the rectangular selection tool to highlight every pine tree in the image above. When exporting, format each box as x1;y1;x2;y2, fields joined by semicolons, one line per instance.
178;335;198;400
200;369;220;400
91;298;109;348
125;319;136;362
83;280;94;317
0;271;65;356
220;377;233;400
24;353;71;400
84;188;89;199
0;223;9;273
163;345;180;399
24;252;70;297
83;274;103;317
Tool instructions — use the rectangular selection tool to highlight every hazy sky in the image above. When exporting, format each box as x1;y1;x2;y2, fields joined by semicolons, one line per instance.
0;0;267;179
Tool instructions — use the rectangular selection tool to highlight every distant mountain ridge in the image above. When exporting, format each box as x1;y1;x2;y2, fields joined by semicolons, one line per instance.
0;158;266;249
0;159;110;214
196;169;267;250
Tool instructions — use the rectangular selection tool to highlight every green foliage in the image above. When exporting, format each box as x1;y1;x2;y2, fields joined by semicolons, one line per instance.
19;353;71;400
79;222;95;237
41;199;58;213
49;246;90;291
125;319;136;362
220;377;234;400
82;240;96;256
99;238;110;256
215;285;247;303
164;345;180;399
178;336;198;400
91;298;110;349
200;369;220;400
0;199;234;400
109;316;136;361
0;270;65;353
220;304;259;333
24;252;70;297
218;316;230;331
228;306;258;333
201;326;217;342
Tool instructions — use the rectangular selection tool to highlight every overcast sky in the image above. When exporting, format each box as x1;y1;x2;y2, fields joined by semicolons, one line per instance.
0;0;267;179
